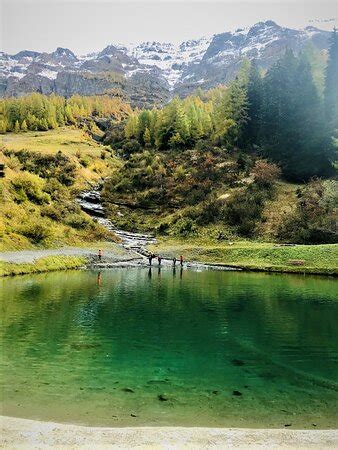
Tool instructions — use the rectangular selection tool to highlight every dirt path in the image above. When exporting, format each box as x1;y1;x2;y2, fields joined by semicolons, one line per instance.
0;245;140;265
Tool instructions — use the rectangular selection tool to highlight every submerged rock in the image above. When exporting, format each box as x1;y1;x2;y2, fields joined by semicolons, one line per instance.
121;387;135;393
259;371;278;381
232;390;243;396
158;393;169;401
71;343;101;350
147;379;170;385
231;359;245;366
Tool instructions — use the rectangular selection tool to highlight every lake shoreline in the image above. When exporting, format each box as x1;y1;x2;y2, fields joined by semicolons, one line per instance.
1;416;338;449
0;244;337;277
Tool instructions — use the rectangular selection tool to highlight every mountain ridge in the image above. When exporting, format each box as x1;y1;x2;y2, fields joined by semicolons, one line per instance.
0;21;331;106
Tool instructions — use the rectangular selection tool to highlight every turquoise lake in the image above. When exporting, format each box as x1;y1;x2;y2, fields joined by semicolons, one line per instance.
1;268;337;428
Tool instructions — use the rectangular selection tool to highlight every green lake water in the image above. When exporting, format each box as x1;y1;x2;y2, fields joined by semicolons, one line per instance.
1;268;337;428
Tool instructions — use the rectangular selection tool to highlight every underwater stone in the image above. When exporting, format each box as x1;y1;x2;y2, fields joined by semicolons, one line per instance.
231;359;245;366
232;390;243;396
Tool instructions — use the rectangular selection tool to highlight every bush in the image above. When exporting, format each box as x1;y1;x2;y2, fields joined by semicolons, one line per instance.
251;160;281;187
156;222;170;235
20;220;52;243
43;179;69;201
11;172;50;205
171;217;197;237
276;179;337;244
123;139;142;155
186;185;209;205
197;198;221;225
80;156;91;167
5;149;77;186
41;205;63;221
65;213;92;229
224;187;267;237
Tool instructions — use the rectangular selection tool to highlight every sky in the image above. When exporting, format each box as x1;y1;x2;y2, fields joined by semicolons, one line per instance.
1;0;337;55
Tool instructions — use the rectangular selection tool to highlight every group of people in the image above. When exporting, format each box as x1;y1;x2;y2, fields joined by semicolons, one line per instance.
148;253;183;267
97;249;183;267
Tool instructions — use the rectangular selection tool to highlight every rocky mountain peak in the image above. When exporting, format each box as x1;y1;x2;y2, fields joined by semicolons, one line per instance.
0;21;331;105
98;45;121;57
13;50;42;60
52;47;77;59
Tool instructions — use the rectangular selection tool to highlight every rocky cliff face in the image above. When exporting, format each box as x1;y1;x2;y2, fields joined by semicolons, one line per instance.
0;21;330;106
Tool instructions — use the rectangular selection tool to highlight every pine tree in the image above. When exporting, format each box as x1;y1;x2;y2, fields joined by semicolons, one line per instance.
174;103;190;145
65;105;75;124
302;42;326;95
324;28;338;132
14;120;20;133
21;119;28;132
143;127;152;146
0;120;7;134
214;77;248;145
261;50;333;180
242;60;263;148
125;114;139;139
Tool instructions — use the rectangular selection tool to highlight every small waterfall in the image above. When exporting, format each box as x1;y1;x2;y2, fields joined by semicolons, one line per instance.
77;187;156;256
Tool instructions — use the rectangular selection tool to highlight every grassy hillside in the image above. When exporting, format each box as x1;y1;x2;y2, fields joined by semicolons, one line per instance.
2;128;103;155
0;127;121;251
101;146;336;243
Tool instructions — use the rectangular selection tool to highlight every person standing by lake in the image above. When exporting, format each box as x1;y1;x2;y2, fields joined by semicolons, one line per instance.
158;255;162;266
148;253;153;266
180;255;183;266
173;256;177;266
98;249;103;261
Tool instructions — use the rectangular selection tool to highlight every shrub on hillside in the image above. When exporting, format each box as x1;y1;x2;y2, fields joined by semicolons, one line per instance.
224;187;268;237
43;179;69;201
65;213;92;229
171;217;197;237
123;139;142;155
20;220;52;243
80;156;91;167
5;149;77;186
41;205;63;221
276;179;337;243
11;172;50;205
197;198;221;225
251;160;281;187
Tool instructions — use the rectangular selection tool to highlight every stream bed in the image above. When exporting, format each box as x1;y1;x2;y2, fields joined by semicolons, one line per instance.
77;188;156;256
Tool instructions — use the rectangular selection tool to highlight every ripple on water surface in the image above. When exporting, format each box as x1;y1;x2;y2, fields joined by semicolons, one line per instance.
1;268;337;428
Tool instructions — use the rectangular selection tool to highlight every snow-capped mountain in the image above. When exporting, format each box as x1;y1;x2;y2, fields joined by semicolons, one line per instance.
122;36;212;86
0;21;331;106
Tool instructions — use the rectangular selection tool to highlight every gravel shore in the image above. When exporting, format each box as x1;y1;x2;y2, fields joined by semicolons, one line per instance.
1;416;337;449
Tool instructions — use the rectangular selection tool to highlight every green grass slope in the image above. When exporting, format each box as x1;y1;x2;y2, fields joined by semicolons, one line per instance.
0;127;121;251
